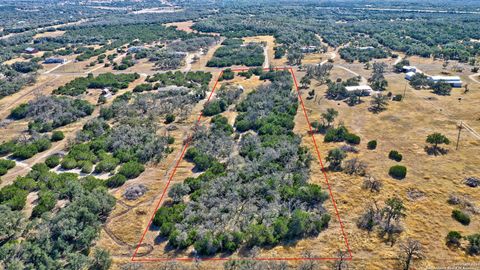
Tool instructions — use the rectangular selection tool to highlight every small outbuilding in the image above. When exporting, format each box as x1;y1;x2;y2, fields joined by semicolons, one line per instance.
24;47;38;54
405;72;416;80
127;46;145;53
300;46;318;53
44;58;66;64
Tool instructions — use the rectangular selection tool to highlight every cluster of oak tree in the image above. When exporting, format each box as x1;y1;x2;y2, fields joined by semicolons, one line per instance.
153;71;331;256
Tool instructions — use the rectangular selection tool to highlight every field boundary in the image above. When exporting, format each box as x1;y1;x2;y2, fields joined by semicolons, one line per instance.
131;67;353;262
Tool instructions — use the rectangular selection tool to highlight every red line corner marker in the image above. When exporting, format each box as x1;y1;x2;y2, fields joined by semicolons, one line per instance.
130;67;352;262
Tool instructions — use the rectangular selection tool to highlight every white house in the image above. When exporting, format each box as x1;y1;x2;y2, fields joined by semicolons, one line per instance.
345;85;375;96
357;46;374;50
127;46;145;53
402;66;417;73
428;75;463;88
300;46;318;53
405;72;416;80
44;58;66;64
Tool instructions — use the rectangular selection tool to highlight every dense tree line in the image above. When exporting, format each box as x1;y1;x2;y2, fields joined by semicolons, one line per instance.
0;158;15;176
0;162;115;269
191;2;480;62
207;38;264;67
339;46;391;63
53;72;139;96
202;84;243;116
168;36;220;53
58;74;206;184
0;64;36;100
147;49;186;70
147;71;212;89
0;134;53;161
10;95;94;132
153;71;330;256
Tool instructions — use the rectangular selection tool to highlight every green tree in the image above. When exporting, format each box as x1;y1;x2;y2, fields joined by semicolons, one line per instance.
466;234;480;255
300;75;311;89
89;248;112;270
0;205;23;245
51;131;65;142
446;231;462;247
381;197;406;243
432;82;452;96
326;148;346;171
118;161;145;179
321;108;338;128
370;94;389;113
165;114;176;124
426;133;450;155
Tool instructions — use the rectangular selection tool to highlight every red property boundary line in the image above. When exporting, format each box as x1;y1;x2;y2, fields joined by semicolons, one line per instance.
131;67;353;262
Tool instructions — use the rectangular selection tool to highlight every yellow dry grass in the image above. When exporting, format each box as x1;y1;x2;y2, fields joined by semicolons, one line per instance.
33;30;65;39
164;21;195;33
290;59;480;269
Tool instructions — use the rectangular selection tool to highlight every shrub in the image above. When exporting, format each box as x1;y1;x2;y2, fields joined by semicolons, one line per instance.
467;234;480;255
51;131;65;142
167;136;175;144
33;138;52;152
165;114;176;124
193;154;215;171
446;231;462;247
388;150;403;162
0;185;28;211
367;140;377;150
324;126;349;143
235;119;251;132
13;176;37;191
61;157;77;170
202;100;226;116
94;156;119;173
118;161;145;179
452;209;470;225
106;174;127;188
392;94;403;101
31;190;56;218
0;159;15;171
389;165;407;179
0;141;16;156
79;161;93;174
218;69;235;81
9;103;29;120
12;144;38;160
345;133;361;145
45;154;61;168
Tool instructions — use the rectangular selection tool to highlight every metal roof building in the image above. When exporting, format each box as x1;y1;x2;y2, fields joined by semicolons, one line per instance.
345;85;375;96
428;76;463;87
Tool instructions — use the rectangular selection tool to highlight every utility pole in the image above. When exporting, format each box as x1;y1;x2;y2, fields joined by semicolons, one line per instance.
456;121;463;150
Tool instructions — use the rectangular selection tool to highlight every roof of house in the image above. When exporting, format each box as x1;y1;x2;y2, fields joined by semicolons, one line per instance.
403;65;416;70
405;71;417;76
428;75;462;81
345;85;373;91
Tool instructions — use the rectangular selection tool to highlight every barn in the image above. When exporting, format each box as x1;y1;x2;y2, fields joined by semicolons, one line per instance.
428;76;463;88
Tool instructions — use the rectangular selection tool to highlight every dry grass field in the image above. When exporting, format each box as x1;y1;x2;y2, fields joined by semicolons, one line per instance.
290;56;480;269
164;21;195;33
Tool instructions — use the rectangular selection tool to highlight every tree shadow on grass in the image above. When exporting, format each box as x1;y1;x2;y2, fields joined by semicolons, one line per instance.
424;146;448;156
